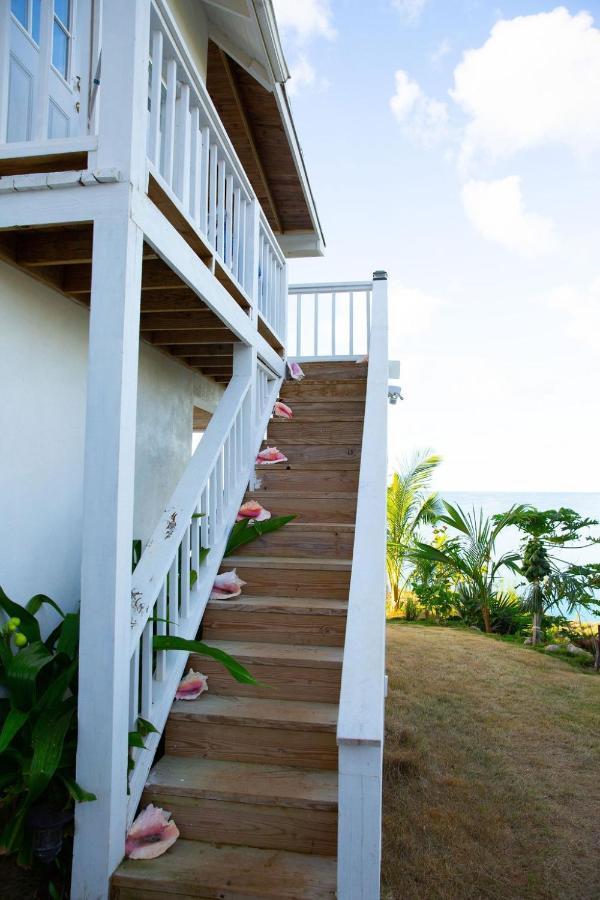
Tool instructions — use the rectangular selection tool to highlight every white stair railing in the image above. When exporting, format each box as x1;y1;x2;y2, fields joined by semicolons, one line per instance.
288;281;372;360
127;348;280;821
258;209;287;341
336;271;388;899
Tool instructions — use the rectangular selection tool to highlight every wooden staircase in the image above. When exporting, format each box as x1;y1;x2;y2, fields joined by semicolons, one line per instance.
111;361;366;899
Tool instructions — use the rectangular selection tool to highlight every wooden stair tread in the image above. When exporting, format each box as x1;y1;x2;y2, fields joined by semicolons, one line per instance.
201;640;343;667
246;490;358;499
223;555;352;571
145;757;337;809
169;694;338;732
112;839;336;898
206;595;348;615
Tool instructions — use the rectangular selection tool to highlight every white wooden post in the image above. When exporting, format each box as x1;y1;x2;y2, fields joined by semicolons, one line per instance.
337;271;388;900
72;215;144;900
72;1;150;897
0;0;10;142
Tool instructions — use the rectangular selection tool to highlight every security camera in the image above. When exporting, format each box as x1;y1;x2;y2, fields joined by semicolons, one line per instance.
388;385;403;404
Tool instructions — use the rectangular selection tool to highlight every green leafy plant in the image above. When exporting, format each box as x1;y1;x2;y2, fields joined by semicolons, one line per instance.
0;587;95;868
387;451;443;611
224;515;296;556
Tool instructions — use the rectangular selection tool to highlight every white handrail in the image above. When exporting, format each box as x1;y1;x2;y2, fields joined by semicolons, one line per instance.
288;281;372;361
258;209;286;340
126;348;281;821
336;272;388;899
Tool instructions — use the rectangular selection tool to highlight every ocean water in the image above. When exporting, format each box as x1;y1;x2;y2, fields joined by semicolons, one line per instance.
437;492;600;621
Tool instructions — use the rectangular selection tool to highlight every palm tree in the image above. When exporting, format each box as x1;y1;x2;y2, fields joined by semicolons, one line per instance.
386;450;443;611
413;502;525;633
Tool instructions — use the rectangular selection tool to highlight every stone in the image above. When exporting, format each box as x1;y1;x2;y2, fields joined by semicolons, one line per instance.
544;644;561;653
566;642;593;657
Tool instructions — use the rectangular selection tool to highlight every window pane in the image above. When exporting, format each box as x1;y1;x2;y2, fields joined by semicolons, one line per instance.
11;0;28;28
52;22;68;77
54;0;70;27
32;0;41;43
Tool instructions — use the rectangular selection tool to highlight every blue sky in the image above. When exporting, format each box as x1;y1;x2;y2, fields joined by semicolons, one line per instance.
273;1;600;493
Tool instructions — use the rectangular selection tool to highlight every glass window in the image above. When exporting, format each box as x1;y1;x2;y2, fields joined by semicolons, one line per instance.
54;0;70;27
10;0;28;28
31;0;41;43
52;21;68;77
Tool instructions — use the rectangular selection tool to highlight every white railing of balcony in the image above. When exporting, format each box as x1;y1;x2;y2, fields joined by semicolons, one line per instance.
287;281;372;361
258;209;287;340
127;349;280;820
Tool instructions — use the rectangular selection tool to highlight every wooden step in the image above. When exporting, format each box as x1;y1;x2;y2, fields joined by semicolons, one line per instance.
221;555;352;599
260;442;361;469
232;522;355;559
202;595;347;645
281;399;366;419
142;757;337;855
286;361;368;381
255;467;360;493
267;420;364;445
190;640;342;702
280;380;366;401
166;695;338;770
243;490;358;524
111;838;337;899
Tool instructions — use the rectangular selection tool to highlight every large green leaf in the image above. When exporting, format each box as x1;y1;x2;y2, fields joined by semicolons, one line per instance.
153;634;256;684
224;515;296;556
55;613;79;660
26;594;65;620
0;586;41;644
26;698;75;802
6;641;54;710
0;708;29;754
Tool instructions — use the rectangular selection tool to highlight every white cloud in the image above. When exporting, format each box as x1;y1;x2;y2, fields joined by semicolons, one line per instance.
461;176;556;258
273;0;335;41
544;278;600;349
287;57;316;96
390;70;448;145
392;0;428;23
452;7;600;166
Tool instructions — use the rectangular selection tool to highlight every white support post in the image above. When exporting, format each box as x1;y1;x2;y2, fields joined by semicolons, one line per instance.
0;0;10;142
72;215;144;900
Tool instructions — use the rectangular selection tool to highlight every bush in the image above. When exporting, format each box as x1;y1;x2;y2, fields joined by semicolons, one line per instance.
404;597;420;621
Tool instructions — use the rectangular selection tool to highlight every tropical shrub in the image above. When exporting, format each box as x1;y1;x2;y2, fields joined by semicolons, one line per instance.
0;588;95;876
387;451;442;611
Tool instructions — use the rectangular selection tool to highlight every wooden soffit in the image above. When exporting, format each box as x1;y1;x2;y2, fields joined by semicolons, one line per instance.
206;40;314;235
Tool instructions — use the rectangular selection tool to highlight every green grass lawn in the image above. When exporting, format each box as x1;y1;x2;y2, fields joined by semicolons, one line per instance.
382;622;600;900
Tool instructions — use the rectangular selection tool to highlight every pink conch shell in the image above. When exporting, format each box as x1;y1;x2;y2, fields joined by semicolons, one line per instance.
176;670;208;700
256;447;288;465
355;354;369;365
125;805;180;860
273;401;293;419
287;361;305;381
209;569;246;600
236;500;271;523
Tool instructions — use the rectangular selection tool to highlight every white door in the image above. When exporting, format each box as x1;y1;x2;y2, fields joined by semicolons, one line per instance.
7;0;85;142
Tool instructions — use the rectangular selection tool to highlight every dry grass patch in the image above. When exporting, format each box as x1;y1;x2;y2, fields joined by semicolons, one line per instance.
382;623;600;900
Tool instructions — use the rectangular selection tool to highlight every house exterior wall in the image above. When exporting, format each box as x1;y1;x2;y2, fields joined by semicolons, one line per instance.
0;262;223;618
170;0;209;82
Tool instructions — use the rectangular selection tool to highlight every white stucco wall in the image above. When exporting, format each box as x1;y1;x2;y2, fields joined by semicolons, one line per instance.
0;262;223;617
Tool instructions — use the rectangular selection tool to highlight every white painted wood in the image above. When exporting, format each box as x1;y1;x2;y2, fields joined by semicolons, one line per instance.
0;0;10;143
174;81;190;204
189;107;201;223
162;58;177;186
0;134;97;159
336;272;388;900
149;29;164;167
71;213;144;900
199;125;210;234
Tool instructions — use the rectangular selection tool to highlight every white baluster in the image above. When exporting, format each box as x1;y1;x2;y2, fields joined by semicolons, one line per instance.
297;293;302;356
233;187;241;281
163;58;177;186
140;620;153;720
314;292;319;356
129;645;139;728
169;554;179;635
349;291;354;355
332;293;336;356
217;160;226;258
191;503;200;573
174;82;191;205
189;107;201;224
366;290;371;347
209;469;218;545
208;144;218;248
149;30;163;167
199;127;210;235
200;486;209;552
225;175;234;267
155;584;167;681
180;525;190;618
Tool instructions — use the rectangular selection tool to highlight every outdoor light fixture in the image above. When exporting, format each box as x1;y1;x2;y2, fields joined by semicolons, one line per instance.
388;385;404;404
